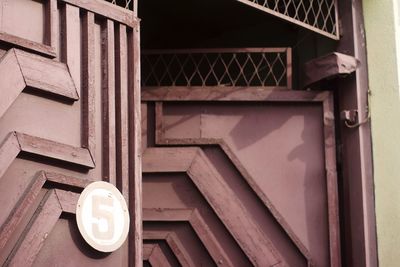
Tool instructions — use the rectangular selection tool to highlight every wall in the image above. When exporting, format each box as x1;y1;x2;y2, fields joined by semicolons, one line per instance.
363;0;400;265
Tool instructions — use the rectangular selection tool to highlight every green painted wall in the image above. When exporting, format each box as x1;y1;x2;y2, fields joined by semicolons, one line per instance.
363;0;400;265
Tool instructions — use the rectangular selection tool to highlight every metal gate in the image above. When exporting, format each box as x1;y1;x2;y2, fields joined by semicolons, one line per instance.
141;48;340;267
0;0;141;266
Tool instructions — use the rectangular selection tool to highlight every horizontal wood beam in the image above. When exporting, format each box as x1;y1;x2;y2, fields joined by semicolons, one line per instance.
60;0;138;28
142;87;330;102
0;32;56;58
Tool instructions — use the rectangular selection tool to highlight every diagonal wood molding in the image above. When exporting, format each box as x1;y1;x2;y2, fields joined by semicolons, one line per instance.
0;48;79;119
143;208;234;267
148;90;339;266
154;135;312;262
143;244;172;267
143;231;196;267
143;147;289;266
0;132;95;179
5;189;80;266
0;171;91;254
0;170;90;266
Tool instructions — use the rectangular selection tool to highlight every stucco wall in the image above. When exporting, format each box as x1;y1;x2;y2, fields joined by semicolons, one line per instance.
363;0;400;265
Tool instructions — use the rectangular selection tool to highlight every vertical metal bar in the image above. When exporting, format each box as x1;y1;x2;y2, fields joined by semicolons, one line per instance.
101;19;117;186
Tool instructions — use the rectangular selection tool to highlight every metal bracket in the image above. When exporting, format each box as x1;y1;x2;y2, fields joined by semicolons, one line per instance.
341;109;358;124
341;90;372;129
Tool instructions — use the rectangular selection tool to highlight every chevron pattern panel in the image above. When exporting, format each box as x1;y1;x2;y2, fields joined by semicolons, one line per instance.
0;0;141;266
142;87;341;267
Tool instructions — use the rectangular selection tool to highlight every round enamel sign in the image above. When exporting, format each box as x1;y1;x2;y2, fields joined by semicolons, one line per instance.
76;181;130;252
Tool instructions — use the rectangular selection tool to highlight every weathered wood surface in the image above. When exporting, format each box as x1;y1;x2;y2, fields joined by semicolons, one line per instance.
142;86;330;102
4;189;81;266
16;132;95;168
0;132;94;180
142;88;339;266
128;25;143;267
143;244;172;267
143;231;196;267
0;32;56;58
60;0;138;27
6;190;63;267
143;208;234;267
0;171;90;252
102;19;117;185
0;49;78;118
303;52;360;88
115;23;129;201
0;0;141;266
81;11;96;161
143;147;286;266
61;3;81;95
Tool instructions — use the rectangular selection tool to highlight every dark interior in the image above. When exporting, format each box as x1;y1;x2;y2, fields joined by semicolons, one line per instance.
138;0;338;89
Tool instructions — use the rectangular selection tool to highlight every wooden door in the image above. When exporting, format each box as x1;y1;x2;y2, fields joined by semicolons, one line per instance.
0;0;141;266
141;49;340;267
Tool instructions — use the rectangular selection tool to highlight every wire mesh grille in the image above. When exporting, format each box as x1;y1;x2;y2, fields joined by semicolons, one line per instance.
141;48;292;88
105;0;134;10
236;0;339;39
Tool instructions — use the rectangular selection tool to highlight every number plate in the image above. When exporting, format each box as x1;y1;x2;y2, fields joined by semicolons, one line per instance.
76;181;130;252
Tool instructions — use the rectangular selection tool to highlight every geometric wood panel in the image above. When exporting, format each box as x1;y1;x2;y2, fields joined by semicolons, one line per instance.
0;0;141;266
142;87;341;267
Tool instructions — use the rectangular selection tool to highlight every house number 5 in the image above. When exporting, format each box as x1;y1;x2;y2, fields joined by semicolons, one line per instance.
76;181;130;252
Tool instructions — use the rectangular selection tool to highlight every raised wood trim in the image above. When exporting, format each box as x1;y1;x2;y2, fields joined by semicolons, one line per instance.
0;172;47;252
15;49;78;99
44;171;93;189
101;19;117;185
3;187;82;266
115;24;130;201
0;132;95;180
0;32;56;58
0;171;91;265
60;0;139;28
143;208;234;267
143;244;172;267
0;49;79;119
142;87;330;102
0;171;90;248
323;94;342;266
153;93;340;266
61;3;81;96
142;47;290;54
6;190;63;267
16;132;95;168
81;11;96;163
143;147;288;266
143;231;195;267
45;0;59;58
128;25;142;267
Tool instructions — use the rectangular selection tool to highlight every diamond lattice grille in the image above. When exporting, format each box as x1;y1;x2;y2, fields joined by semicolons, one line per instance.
236;0;339;39
141;48;291;88
105;0;134;10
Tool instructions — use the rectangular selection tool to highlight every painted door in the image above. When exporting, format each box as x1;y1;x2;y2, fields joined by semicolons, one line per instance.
141;49;340;267
0;0;141;266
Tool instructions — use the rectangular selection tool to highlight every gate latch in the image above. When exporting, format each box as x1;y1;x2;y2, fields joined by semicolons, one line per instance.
340;109;358;125
340;108;370;128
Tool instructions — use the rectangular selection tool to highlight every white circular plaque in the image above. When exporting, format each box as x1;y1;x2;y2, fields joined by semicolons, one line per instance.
76;181;130;252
